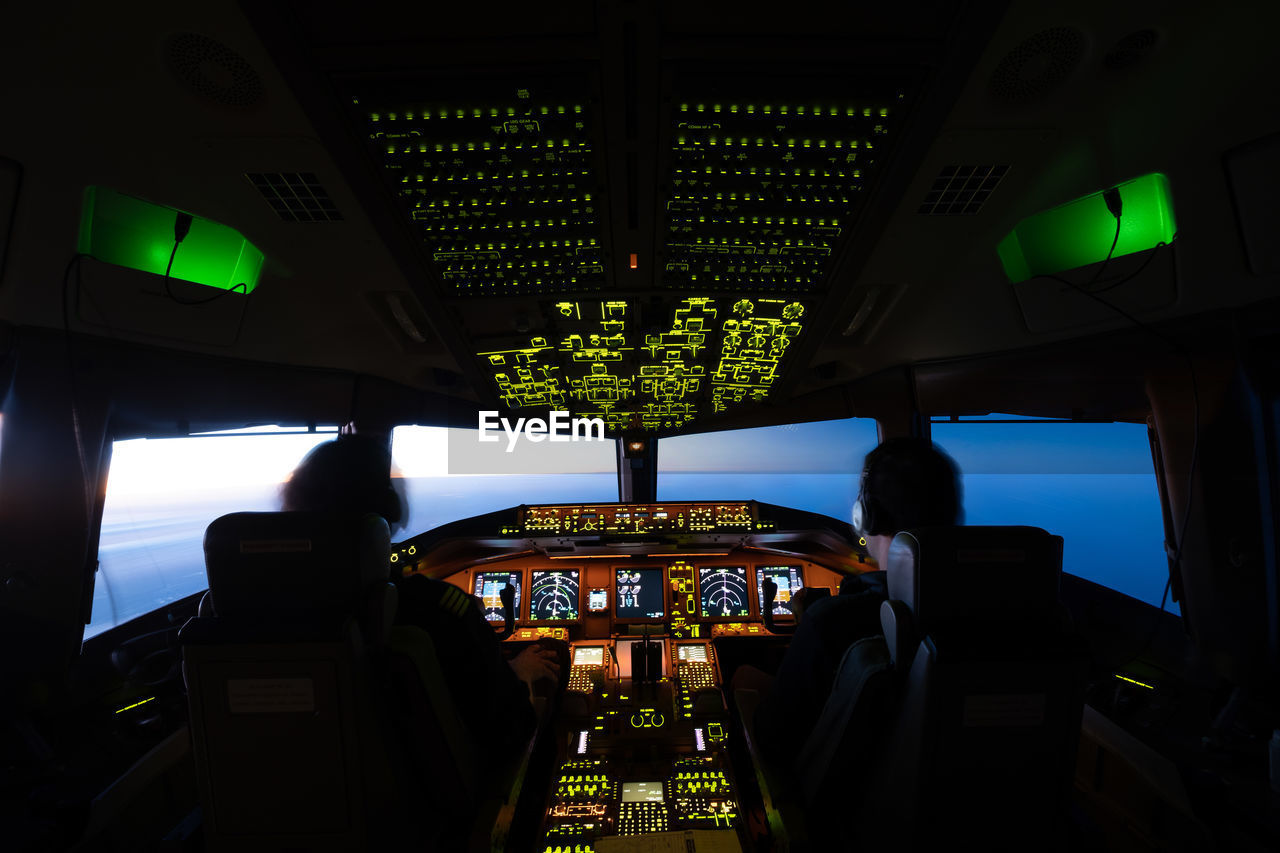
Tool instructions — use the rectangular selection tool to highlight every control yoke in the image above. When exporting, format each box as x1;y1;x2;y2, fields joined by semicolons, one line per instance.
499;583;516;640
761;578;796;635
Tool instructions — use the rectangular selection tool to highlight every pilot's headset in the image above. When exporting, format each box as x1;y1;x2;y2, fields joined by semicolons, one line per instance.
850;459;883;542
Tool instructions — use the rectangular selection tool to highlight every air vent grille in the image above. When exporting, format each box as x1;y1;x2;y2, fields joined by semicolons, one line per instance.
990;27;1085;106
918;165;1008;215
246;173;343;222
1105;29;1159;71
164;33;264;109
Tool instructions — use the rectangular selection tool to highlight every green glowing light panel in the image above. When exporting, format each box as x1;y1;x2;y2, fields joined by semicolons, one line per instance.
77;187;263;292
477;296;805;433
997;173;1176;283
662;80;908;293
353;80;604;296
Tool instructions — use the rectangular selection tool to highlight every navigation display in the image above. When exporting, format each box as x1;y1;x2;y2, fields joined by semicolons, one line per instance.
698;566;751;619
473;571;522;623
573;646;604;666
615;567;665;619
756;565;804;616
529;569;580;621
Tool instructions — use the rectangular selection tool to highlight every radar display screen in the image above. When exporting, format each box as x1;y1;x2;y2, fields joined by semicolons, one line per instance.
529;569;580;621
756;565;804;616
473;570;522;623
677;644;708;663
615;567;665;620
698;566;751;618
573;646;605;666
621;782;665;803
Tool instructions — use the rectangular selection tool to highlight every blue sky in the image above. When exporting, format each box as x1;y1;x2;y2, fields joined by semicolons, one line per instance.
659;417;1154;476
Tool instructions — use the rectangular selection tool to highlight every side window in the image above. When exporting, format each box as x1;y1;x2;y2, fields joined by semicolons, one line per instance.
931;416;1169;608
88;427;338;639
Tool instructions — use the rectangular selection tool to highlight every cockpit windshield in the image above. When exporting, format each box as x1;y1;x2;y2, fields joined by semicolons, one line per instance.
391;425;617;534
658;417;879;522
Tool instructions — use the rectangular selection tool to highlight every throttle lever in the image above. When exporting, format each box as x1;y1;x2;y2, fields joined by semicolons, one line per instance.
761;577;795;635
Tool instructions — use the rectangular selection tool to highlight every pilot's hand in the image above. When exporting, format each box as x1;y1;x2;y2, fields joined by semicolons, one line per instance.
509;644;561;692
790;587;812;623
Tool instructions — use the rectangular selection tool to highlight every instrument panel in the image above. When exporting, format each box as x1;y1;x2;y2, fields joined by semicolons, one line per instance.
429;556;848;635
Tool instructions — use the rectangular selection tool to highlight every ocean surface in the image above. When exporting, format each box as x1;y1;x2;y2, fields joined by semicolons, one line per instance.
88;472;1168;638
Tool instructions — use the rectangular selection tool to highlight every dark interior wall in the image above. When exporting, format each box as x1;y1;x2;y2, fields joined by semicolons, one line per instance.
1149;355;1275;686
0;330;111;690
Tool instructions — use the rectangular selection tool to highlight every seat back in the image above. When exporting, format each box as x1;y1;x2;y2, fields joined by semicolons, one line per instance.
795;636;895;824
180;512;397;853
872;526;1088;849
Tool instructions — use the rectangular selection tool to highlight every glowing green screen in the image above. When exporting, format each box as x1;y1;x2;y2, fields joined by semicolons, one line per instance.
77;187;263;293
997;173;1176;283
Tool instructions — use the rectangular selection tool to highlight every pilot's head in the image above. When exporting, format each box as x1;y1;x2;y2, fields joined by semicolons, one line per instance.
853;437;961;568
281;434;407;533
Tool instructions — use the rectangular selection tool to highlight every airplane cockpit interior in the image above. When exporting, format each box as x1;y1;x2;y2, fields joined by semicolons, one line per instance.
3;1;1280;851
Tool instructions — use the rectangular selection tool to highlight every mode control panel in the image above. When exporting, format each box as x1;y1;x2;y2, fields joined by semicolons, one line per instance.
519;502;756;535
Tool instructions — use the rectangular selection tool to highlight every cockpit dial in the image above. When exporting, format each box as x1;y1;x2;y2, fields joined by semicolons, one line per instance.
530;569;580;621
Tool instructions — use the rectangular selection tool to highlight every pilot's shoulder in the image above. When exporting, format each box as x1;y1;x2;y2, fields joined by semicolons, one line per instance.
398;574;479;619
837;570;887;598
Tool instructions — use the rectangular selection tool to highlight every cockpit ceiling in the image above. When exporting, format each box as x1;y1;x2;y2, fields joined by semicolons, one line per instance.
346;72;909;432
352;77;906;298
8;1;1278;434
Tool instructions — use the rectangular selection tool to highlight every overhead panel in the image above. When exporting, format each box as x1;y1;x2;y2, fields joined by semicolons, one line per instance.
476;295;806;433
660;75;910;294
351;77;606;296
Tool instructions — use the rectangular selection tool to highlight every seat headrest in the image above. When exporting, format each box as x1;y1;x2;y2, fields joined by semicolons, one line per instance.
885;526;1063;635
204;512;391;619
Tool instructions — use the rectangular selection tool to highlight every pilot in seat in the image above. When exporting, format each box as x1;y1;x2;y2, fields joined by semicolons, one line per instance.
281;433;562;768
736;437;961;771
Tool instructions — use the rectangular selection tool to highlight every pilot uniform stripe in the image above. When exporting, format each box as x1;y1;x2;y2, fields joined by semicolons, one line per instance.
440;587;469;617
441;587;460;610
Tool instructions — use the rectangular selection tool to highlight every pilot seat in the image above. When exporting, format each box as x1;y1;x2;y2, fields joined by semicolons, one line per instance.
180;511;518;851
739;525;1087;851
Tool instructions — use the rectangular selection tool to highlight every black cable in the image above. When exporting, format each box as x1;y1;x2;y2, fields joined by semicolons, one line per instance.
1086;200;1123;287
161;211;249;306
1089;239;1170;295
